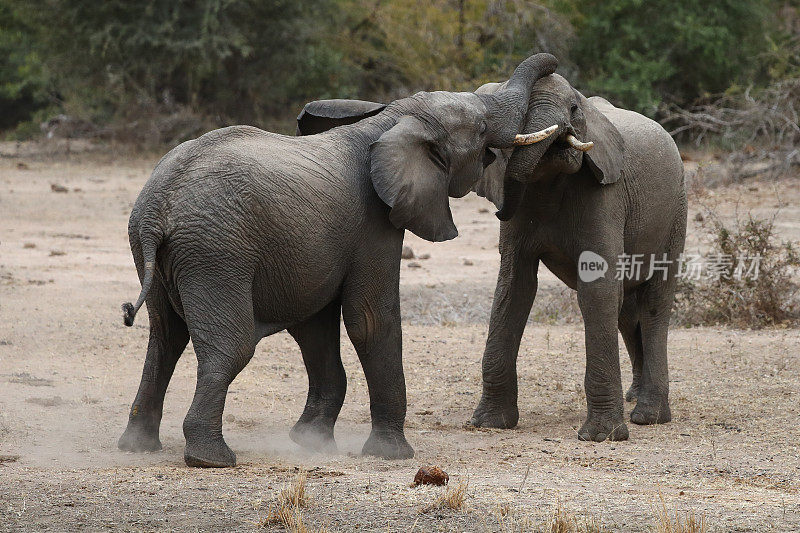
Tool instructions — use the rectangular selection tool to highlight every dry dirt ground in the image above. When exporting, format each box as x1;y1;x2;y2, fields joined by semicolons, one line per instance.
1;146;799;531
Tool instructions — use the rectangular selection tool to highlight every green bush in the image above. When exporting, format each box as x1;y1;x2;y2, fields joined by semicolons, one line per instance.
0;2;51;129
569;0;771;115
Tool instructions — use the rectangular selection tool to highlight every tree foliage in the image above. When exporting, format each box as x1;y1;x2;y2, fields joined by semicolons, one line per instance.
570;0;772;114
0;2;49;129
0;0;791;138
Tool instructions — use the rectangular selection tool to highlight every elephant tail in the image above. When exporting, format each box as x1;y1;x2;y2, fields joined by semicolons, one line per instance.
122;228;162;327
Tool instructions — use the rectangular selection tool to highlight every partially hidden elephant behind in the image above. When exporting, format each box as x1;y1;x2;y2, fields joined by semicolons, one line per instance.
117;53;559;467
306;72;687;443
470;74;687;441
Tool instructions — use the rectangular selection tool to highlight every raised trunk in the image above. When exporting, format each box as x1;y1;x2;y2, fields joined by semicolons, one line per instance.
479;53;558;148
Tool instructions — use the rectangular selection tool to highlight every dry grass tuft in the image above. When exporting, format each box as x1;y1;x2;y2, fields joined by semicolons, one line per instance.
546;502;608;533
490;500;607;533
422;479;468;513
655;493;707;533
260;472;327;532
278;472;307;508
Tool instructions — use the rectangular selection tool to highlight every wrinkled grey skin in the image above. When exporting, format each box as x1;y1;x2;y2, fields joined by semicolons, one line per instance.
117;54;558;467
470;74;687;441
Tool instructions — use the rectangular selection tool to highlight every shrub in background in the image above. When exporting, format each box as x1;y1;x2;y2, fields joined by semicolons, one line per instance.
674;210;800;328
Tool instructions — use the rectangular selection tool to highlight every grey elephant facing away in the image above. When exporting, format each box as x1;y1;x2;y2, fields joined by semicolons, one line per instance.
469;74;688;441
117;54;559;467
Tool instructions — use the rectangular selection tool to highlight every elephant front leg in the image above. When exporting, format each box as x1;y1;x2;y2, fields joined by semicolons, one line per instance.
343;286;413;460
287;299;346;452
577;277;628;442
471;251;539;429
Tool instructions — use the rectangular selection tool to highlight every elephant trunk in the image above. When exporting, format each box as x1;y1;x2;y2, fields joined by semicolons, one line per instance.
493;117;562;221
504;116;562;184
494;178;524;222
480;53;558;148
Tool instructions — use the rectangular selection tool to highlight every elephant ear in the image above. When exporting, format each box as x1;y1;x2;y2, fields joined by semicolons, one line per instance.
369;115;457;242
580;93;625;185
296;99;386;135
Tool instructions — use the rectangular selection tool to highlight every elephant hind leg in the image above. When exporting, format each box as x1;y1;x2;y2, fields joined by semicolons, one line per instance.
630;284;673;426
119;279;189;453
288;298;346;453
180;278;257;468
630;216;685;426
618;294;644;403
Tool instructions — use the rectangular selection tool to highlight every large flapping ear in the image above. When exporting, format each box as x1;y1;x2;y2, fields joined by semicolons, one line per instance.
369;116;457;242
296;99;386;135
579;93;625;185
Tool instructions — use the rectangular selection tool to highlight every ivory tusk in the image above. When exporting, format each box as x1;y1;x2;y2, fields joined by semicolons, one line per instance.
513;125;558;145
565;134;594;151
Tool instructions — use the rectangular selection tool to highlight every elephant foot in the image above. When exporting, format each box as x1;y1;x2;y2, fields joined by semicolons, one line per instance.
361;429;414;459
183;419;236;467
625;382;640;403
289;420;337;453
184;438;236;468
578;413;629;442
630;395;671;425
118;422;162;453
470;396;519;429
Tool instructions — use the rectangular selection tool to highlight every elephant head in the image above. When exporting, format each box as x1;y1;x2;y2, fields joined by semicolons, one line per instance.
296;53;560;242
475;74;626;221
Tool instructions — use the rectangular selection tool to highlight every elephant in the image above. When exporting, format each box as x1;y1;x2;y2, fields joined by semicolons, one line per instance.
117;53;559;467
469;73;688;442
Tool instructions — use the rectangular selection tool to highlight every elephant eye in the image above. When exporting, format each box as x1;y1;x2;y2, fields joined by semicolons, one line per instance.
480;121;487;135
570;104;579;116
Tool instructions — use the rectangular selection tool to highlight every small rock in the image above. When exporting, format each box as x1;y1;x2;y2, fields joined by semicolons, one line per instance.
463;258;474;266
51;183;69;193
418;253;431;260
0;455;20;464
23;242;36;249
478;207;489;213
694;212;704;222
401;245;415;260
412;466;449;487
408;262;421;269
16;162;29;170
49;250;66;257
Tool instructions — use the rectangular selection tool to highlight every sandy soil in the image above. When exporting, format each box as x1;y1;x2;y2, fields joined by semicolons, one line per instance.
0;147;799;531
